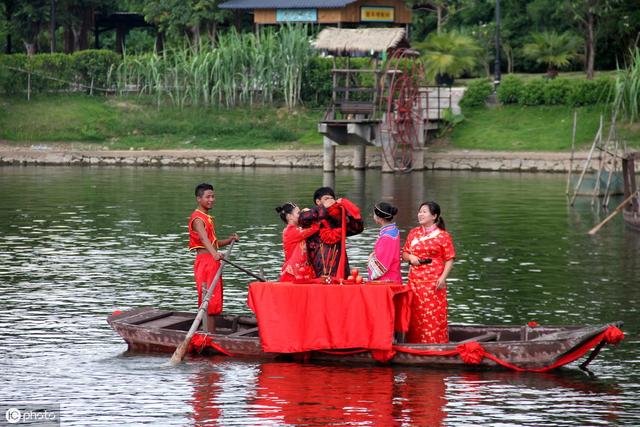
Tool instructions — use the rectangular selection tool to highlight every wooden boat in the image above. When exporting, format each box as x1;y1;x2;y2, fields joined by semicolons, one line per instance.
622;152;640;230
107;307;624;372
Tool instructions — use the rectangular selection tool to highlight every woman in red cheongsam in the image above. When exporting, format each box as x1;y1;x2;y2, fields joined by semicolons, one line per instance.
402;201;455;343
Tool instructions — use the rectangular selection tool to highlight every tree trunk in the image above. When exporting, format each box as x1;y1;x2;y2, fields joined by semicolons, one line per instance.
63;25;74;53
436;6;443;34
24;41;37;56
5;33;11;54
155;31;164;53
208;22;218;47
191;24;201;49
586;12;595;80
78;7;92;50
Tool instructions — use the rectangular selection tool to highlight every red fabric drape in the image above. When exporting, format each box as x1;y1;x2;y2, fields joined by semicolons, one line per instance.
247;282;409;353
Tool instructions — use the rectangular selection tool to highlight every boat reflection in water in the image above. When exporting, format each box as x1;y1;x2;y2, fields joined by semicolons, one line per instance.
185;360;621;426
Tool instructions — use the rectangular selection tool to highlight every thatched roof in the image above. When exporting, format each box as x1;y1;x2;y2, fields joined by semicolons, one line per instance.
314;28;410;55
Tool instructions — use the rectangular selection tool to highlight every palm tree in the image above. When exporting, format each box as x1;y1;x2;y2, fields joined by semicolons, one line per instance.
523;31;581;78
415;30;482;85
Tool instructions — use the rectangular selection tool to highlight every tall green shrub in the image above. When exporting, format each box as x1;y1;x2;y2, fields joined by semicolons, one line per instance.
518;79;545;105
460;79;493;108
497;75;524;104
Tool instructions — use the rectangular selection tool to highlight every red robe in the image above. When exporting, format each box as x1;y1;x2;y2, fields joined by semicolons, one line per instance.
279;223;319;281
189;209;223;315
402;225;456;343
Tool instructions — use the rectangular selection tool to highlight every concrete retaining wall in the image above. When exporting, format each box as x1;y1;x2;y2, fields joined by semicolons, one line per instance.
0;144;614;173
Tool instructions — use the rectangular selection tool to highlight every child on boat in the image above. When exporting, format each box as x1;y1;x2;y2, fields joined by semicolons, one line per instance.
367;202;402;282
276;202;319;282
189;183;239;332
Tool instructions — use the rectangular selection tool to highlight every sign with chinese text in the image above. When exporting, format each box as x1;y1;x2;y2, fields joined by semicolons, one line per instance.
360;6;395;22
276;9;318;22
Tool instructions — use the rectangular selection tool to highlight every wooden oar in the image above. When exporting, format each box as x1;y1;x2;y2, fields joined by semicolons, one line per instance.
221;258;267;282
588;192;638;235
169;241;235;365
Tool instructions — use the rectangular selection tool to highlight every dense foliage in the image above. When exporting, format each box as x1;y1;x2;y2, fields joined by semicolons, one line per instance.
496;75;613;106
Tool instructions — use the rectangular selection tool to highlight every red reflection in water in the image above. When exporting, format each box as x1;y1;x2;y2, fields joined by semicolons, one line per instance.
189;367;221;426
255;363;396;425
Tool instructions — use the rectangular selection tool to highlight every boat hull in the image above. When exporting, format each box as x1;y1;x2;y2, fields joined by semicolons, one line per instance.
107;308;622;371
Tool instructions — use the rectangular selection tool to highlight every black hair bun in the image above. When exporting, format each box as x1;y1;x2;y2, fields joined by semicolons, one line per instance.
275;206;283;213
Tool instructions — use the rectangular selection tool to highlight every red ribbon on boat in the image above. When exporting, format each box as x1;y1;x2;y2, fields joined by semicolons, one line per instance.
190;333;233;356
603;325;624;345
392;325;624;372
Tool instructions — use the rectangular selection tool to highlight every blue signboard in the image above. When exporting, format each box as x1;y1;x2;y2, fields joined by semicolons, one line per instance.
276;9;318;22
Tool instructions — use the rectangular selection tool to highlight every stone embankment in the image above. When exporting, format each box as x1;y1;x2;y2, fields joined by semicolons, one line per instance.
0;143;598;172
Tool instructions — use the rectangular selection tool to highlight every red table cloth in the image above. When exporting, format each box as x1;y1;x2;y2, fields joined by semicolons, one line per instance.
247;281;411;353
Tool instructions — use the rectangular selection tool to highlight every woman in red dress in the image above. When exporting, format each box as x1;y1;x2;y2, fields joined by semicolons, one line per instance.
402;201;455;343
276;202;319;281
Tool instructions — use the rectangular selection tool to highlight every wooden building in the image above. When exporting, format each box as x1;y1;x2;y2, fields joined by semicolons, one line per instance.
219;0;412;27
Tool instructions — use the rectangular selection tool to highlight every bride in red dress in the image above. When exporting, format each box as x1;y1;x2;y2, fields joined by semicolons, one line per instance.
402;201;455;343
276;202;319;281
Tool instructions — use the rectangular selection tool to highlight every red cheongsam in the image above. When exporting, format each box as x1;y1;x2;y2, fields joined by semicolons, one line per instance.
280;223;319;281
402;225;456;343
189;209;223;315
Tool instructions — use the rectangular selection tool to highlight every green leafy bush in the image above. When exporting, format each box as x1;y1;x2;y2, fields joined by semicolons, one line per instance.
72;50;121;89
497;74;524;104
543;78;573;105
518;79;545;105
0;50;120;94
0;54;29;94
460;79;493;108
568;77;613;106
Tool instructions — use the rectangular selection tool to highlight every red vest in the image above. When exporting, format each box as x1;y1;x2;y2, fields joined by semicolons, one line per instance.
188;209;217;250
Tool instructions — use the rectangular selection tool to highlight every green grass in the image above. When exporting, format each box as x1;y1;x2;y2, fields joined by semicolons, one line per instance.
447;105;640;151
2;93;639;152
0;94;324;149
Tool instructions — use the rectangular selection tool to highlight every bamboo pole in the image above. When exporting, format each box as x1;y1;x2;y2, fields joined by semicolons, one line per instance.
570;118;603;206
169;242;235;365
588;192;638;235
566;111;577;194
591;115;606;206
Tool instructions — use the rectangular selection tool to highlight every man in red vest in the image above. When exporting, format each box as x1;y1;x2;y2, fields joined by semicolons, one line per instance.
188;183;239;332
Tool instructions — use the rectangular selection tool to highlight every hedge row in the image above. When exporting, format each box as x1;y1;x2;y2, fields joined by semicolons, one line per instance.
460;75;614;109
0;50;121;94
497;75;614;106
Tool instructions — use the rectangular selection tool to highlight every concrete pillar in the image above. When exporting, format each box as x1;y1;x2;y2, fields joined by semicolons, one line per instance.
412;147;425;171
323;136;336;172
381;172;395;201
353;144;366;170
323;172;335;189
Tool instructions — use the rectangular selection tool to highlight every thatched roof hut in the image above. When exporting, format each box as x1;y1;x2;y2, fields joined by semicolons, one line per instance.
314;28;411;56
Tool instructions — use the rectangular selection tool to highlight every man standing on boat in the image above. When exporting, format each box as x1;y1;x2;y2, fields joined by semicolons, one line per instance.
298;187;363;279
189;183;239;332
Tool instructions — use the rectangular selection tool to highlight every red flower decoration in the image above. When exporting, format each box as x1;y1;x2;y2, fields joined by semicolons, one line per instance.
112;310;122;316
603;326;625;345
527;321;539;327
457;341;485;364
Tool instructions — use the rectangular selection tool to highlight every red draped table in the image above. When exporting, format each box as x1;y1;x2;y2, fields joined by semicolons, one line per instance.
247;281;411;353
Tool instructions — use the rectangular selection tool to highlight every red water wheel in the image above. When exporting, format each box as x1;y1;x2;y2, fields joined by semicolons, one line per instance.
378;50;427;172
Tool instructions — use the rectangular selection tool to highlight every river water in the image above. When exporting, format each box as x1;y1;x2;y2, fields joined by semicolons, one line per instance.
0;165;638;426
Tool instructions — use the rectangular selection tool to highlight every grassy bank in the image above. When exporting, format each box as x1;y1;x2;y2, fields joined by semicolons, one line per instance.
444;105;640;151
0;94;324;150
1;94;639;151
